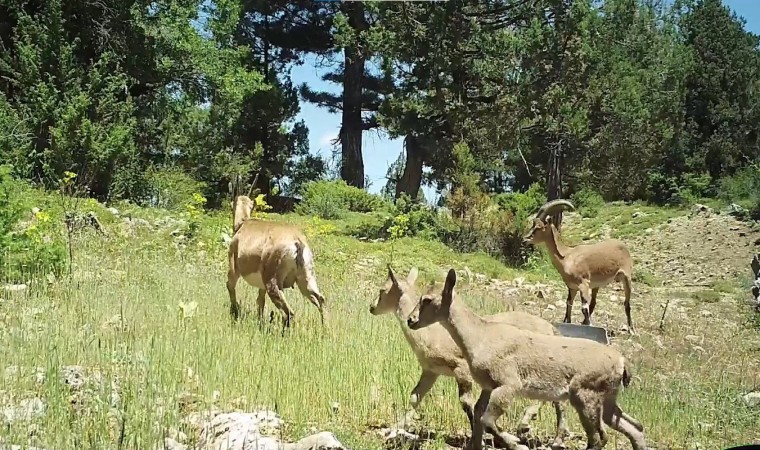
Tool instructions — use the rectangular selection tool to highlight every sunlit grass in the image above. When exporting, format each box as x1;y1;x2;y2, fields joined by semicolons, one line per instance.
0;199;759;449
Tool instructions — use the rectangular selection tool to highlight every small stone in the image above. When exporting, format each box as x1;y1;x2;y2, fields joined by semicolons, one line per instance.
545;304;556;311
159;438;187;450
685;335;701;343
4;365;19;379
554;301;566;308
2;397;45;423
742;392;760;408
2;284;27;293
107;207;120;216
699;310;713;318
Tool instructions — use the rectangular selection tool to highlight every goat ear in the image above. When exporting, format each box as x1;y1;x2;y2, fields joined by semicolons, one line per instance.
407;267;418;285
442;268;457;304
387;265;399;286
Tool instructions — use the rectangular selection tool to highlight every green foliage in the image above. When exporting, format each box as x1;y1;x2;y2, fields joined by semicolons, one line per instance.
0;166;66;282
295;180;386;219
647;171;714;206
145;167;209;211
719;164;760;219
571;187;605;218
184;192;208;239
442;153;539;267
494;184;547;217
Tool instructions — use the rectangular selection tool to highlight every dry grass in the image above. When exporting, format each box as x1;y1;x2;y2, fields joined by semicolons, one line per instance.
0;202;759;450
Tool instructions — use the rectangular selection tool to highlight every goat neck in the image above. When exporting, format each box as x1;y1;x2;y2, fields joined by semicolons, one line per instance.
233;197;252;233
544;223;572;261
441;300;488;363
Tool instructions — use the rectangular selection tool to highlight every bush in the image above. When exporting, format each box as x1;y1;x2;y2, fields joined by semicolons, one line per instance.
571;187;605;218
646;171;682;205
345;195;449;241
144;166;208;211
719;164;760;220
296;180;386;219
646;171;712;206
494;183;547;217
0;166;67;282
438;184;539;267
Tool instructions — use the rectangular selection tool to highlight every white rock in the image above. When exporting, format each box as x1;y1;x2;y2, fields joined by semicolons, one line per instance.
376;427;419;444
158;438;186;450
2;397;45;423
108;207;120;216
742;392;760;408
2;284;27;293
286;431;347;450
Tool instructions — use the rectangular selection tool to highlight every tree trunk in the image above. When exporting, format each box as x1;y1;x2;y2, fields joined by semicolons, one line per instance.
546;138;564;230
395;134;424;200
339;1;366;189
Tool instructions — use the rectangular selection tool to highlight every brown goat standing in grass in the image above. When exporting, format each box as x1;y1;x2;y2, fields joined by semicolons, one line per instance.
523;199;636;334
226;176;327;329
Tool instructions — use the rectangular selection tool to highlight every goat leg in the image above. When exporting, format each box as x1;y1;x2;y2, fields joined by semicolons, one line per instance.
563;289;577;323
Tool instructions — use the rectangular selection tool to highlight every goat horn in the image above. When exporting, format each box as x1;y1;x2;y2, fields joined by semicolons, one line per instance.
536;199;575;220
248;173;260;197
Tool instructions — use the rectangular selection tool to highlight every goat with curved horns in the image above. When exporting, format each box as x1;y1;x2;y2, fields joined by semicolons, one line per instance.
226;174;327;329
523;199;636;334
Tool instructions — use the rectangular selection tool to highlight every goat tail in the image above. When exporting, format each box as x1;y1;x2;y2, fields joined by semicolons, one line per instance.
295;240;305;269
622;358;633;388
227;238;238;275
294;238;315;272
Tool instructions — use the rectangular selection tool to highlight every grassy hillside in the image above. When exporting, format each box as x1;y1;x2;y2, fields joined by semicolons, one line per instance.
1;187;759;449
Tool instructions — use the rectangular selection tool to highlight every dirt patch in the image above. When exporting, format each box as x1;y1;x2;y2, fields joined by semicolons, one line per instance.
628;212;759;287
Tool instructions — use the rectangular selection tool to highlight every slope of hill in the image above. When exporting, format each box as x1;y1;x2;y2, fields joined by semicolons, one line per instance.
1;196;758;450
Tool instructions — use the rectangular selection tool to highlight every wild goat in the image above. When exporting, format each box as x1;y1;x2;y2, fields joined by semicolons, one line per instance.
407;269;648;450
523;199;636;334
226;175;327;328
370;266;568;444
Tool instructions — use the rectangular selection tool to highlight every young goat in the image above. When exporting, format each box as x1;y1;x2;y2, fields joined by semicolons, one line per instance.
226;176;326;329
370;266;568;443
523;199;636;334
407;269;648;450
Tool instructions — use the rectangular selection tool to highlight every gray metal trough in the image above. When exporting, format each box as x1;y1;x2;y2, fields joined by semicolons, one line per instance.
553;322;610;345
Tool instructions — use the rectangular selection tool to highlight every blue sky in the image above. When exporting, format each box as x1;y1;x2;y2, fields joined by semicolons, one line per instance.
290;0;760;196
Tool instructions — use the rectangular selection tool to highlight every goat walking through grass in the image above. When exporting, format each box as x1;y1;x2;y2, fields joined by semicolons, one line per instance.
370;266;569;444
407;268;648;450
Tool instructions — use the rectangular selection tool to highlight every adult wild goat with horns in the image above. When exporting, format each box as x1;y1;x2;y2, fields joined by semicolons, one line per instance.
523;199;636;334
226;174;327;329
